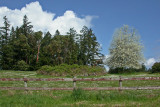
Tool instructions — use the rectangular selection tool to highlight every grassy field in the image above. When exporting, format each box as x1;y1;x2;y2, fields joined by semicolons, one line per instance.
0;70;160;107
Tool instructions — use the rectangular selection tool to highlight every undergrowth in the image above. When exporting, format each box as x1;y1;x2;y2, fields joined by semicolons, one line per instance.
37;64;106;76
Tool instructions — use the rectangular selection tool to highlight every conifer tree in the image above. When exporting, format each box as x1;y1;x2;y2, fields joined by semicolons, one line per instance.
0;16;13;69
21;15;33;38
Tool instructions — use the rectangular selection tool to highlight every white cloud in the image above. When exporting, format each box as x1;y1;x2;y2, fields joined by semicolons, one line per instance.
103;54;110;72
104;65;109;72
0;1;94;35
145;58;156;68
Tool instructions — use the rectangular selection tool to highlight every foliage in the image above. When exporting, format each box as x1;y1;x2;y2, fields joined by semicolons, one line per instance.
0;15;103;71
0;16;10;44
37;64;106;76
0;16;12;70
108;64;148;74
108;67;138;74
14;60;29;71
78;26;102;65
106;25;145;70
36;65;54;75
147;68;152;73
140;63;147;72
152;62;160;73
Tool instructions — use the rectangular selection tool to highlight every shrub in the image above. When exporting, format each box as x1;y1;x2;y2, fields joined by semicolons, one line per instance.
108;67;137;74
108;63;148;74
152;62;160;73
14;60;29;71
37;64;106;76
37;65;54;75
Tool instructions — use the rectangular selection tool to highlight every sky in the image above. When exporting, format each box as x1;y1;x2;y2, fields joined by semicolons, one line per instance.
0;0;160;68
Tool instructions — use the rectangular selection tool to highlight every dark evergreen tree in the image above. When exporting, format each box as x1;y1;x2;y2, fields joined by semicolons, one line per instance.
0;16;10;45
78;26;102;65
20;15;34;65
66;28;78;64
21;15;33;38
0;16;14;69
0;15;103;70
39;32;52;66
55;30;60;36
13;34;29;63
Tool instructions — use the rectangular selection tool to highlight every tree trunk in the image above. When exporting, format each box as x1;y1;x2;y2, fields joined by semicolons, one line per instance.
36;44;40;63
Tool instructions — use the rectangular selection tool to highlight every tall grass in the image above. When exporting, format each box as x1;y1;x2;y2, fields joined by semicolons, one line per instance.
0;71;160;106
70;88;87;101
0;90;160;106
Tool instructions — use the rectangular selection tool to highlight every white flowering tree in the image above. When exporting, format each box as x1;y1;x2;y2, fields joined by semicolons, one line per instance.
106;25;145;69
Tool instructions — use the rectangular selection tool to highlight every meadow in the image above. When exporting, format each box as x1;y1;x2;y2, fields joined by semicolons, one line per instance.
0;70;160;107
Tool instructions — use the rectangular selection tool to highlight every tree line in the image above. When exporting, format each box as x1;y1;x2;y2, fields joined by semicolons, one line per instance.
0;15;103;70
1;15;157;73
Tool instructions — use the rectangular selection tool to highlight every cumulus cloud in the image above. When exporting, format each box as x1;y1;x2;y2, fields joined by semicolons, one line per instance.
104;65;109;72
103;55;110;72
0;1;94;34
145;58;156;68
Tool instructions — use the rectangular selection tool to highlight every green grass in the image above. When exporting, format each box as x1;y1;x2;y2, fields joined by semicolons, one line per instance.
0;90;160;107
0;70;160;106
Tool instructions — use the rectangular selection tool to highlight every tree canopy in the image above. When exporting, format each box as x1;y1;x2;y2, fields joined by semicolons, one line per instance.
0;15;103;70
106;25;145;69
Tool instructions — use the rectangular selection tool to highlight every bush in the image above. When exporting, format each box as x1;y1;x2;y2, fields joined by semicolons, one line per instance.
14;60;29;71
108;67;134;74
152;62;160;73
37;64;106;76
37;65;54;74
108;65;148;74
108;64;148;74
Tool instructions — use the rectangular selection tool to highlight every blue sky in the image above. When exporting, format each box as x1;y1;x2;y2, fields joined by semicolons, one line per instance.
0;0;160;67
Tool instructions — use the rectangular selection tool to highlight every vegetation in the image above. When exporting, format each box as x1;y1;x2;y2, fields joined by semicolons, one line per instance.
0;15;103;71
0;90;160;107
0;70;160;106
71;88;87;101
106;25;145;73
14;60;29;71
108;64;148;74
37;64;106;76
152;62;160;73
0;8;159;107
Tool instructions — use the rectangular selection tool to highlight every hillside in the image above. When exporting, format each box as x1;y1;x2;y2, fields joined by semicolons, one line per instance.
0;70;160;106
